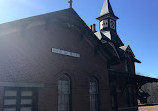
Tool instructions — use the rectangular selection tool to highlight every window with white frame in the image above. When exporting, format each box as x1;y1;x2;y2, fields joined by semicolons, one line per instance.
58;75;71;111
89;77;99;111
3;87;38;111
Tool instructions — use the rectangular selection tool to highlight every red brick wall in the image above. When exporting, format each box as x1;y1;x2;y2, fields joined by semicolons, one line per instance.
129;62;135;74
110;60;135;74
110;60;126;71
38;87;58;111
0;22;112;111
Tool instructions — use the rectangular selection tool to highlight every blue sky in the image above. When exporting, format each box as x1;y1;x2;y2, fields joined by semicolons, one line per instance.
0;0;158;78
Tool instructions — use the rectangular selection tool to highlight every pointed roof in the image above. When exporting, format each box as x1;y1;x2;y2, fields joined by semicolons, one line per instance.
95;30;124;47
97;0;118;20
100;0;114;16
119;45;135;57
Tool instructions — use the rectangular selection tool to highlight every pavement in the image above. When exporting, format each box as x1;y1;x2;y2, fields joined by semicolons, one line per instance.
139;106;158;111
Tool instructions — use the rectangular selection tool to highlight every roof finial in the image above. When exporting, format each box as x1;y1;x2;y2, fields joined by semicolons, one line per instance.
68;0;72;8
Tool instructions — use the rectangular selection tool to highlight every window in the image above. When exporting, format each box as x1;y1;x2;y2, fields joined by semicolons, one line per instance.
58;75;71;111
125;60;130;72
89;78;99;111
3;87;38;111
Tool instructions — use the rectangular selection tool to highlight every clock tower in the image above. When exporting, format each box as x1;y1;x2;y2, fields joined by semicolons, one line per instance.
95;0;124;47
96;0;119;32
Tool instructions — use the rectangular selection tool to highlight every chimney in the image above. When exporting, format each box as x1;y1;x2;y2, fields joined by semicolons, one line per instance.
92;24;96;33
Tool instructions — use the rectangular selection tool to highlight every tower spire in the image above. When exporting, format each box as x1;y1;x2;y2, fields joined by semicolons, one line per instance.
96;0;118;21
100;0;114;16
95;0;124;47
68;0;72;8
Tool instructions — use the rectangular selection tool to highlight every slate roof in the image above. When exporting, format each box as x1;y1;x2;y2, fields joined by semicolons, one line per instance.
0;7;139;64
95;31;124;47
0;8;121;63
100;0;115;16
95;30;141;62
120;45;135;57
94;31;111;42
97;0;119;20
0;8;102;47
118;45;141;63
0;8;91;36
95;0;141;63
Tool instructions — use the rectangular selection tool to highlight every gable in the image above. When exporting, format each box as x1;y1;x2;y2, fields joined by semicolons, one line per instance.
120;45;135;57
0;8;116;61
0;8;112;82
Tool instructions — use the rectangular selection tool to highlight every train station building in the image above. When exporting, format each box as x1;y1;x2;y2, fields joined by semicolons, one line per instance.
0;0;157;111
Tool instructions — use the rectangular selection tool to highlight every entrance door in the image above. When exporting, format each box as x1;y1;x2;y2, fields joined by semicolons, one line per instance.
3;87;38;111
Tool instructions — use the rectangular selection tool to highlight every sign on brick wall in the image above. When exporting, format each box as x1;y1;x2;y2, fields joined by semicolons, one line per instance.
52;48;80;58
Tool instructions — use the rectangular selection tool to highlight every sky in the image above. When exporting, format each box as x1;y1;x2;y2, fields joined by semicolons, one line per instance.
0;0;158;78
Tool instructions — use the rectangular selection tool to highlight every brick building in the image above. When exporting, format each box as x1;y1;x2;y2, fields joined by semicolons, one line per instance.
0;0;157;111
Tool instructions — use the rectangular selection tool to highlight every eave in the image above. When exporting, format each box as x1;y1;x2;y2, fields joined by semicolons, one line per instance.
133;58;141;63
108;69;158;87
96;13;119;21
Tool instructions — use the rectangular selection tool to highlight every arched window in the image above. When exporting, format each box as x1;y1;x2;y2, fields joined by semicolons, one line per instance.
58;75;71;111
89;77;99;111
